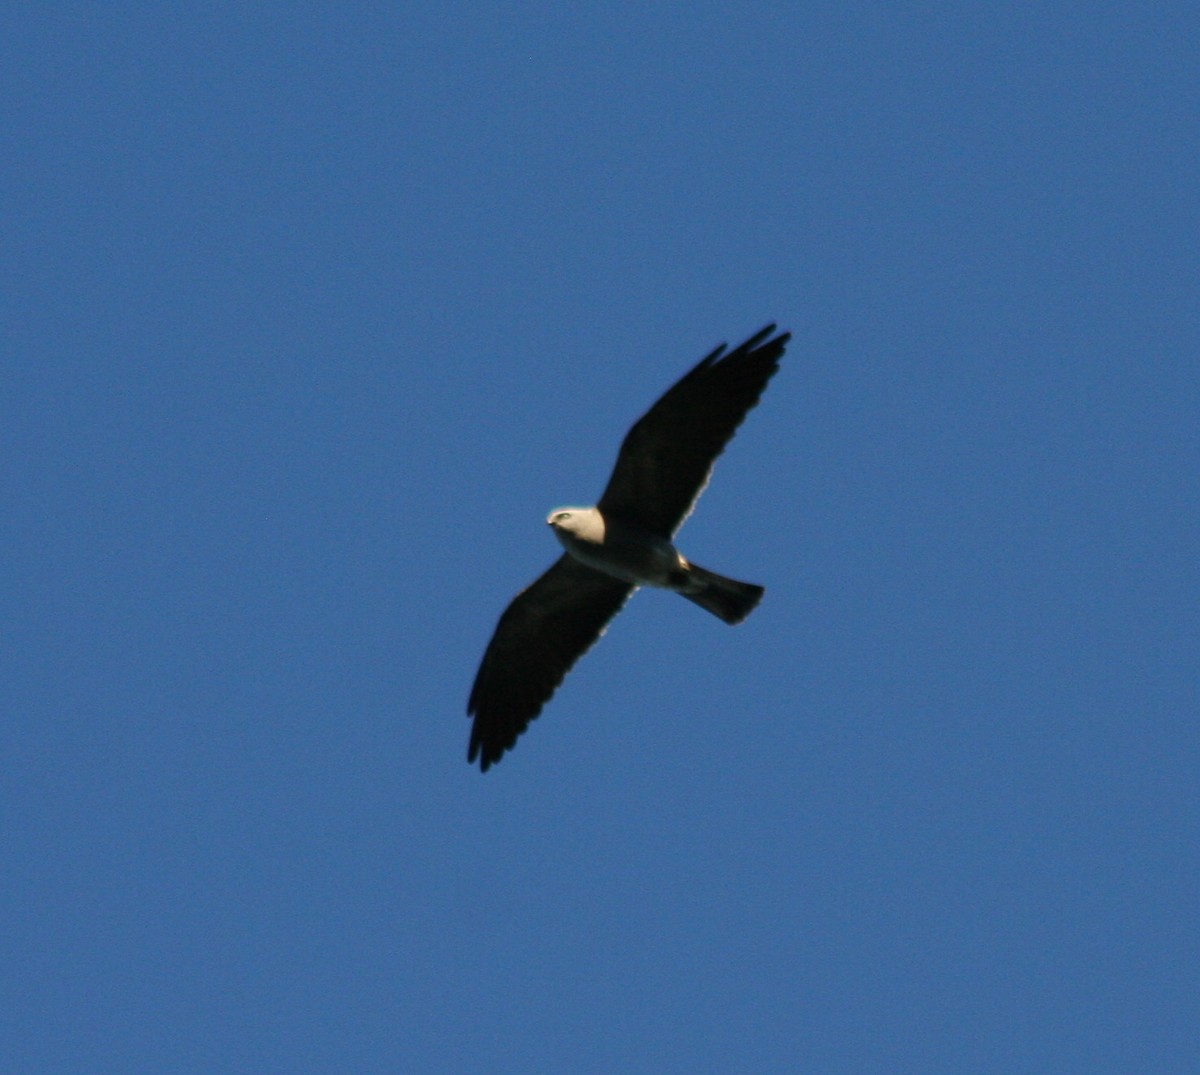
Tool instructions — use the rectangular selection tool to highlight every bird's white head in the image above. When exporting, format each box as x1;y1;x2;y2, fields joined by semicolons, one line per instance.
546;506;605;545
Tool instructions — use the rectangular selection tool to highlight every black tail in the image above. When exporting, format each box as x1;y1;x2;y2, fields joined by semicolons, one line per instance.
679;563;764;625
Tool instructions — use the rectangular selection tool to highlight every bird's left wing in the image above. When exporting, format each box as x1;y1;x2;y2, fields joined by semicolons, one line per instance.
597;324;789;537
468;554;634;771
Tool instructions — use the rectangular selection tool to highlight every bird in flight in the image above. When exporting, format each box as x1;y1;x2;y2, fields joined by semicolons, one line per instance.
467;324;790;770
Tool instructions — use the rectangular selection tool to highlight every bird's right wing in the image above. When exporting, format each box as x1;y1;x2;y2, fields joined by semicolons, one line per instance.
467;554;634;771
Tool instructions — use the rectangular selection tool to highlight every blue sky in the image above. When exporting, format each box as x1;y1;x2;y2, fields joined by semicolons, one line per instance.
4;4;1197;1072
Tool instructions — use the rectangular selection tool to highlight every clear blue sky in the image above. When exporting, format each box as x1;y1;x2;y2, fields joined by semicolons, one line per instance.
4;5;1197;1072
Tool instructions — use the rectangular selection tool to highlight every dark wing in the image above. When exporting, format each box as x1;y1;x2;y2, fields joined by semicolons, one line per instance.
467;554;634;771
596;324;789;537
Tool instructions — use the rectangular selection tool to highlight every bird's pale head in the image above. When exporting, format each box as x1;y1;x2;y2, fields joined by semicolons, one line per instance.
546;506;605;545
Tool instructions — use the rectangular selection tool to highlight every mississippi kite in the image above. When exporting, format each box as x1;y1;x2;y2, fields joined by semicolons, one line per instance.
467;324;790;770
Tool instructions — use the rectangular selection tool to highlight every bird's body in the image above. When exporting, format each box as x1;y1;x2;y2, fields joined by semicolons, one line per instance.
547;508;680;586
467;324;790;770
548;507;763;622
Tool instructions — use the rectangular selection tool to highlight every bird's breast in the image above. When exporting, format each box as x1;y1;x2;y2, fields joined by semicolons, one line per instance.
558;517;682;587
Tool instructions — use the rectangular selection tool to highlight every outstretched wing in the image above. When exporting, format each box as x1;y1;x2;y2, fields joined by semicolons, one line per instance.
467;554;634;771
597;324;789;537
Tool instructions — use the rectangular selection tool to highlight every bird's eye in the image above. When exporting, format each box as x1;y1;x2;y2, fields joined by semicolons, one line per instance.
558;512;571;521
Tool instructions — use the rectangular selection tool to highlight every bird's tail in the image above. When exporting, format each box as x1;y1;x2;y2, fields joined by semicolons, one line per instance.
680;563;764;625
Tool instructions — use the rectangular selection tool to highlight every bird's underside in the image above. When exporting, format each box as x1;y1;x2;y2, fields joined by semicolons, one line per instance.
467;324;790;771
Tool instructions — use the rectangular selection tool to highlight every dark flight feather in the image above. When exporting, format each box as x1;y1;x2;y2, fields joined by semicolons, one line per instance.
467;555;633;771
597;324;789;537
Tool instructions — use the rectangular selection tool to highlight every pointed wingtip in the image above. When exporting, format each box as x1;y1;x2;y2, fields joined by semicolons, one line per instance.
467;724;496;772
747;323;787;349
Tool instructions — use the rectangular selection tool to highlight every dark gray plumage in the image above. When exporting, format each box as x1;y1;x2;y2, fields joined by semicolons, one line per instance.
467;324;790;771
